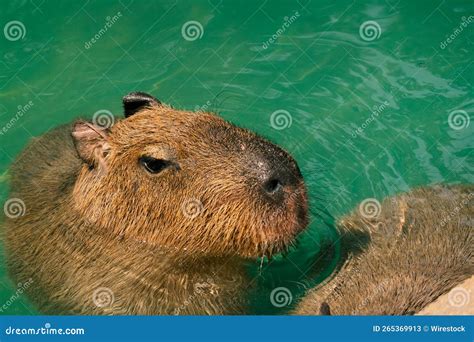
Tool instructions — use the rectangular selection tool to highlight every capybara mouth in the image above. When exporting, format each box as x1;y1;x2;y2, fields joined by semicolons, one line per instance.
257;181;309;259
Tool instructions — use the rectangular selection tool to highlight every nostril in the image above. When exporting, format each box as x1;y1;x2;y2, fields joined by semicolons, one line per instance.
263;178;283;194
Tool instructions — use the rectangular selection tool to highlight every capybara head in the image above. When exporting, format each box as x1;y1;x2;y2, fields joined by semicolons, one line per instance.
71;92;308;259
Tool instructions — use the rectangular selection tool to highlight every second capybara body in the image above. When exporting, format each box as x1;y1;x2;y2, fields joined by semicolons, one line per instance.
295;184;473;315
3;92;308;315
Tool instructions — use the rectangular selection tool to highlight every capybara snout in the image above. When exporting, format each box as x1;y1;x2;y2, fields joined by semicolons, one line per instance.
205;119;306;214
243;134;303;202
203;119;309;249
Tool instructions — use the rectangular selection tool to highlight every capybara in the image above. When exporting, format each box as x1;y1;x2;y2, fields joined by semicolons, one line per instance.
2;92;308;315
294;184;473;315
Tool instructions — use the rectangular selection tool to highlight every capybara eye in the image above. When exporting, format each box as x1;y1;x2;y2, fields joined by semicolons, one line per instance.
139;156;171;174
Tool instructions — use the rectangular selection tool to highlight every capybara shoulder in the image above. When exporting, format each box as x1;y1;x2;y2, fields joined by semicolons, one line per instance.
8;124;79;209
3;92;308;315
294;184;473;315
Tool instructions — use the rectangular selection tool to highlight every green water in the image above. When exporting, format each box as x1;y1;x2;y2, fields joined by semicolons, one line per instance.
0;0;472;315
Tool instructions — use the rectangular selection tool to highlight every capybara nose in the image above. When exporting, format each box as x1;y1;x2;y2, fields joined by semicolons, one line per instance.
263;177;284;195
258;152;301;202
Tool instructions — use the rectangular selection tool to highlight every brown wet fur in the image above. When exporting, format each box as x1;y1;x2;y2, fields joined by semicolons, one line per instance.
2;100;308;315
295;184;473;315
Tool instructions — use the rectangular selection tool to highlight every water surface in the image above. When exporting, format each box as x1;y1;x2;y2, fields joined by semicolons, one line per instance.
0;0;472;314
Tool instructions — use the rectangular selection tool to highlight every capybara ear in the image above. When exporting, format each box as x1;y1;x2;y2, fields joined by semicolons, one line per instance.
71;121;111;170
122;92;161;118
